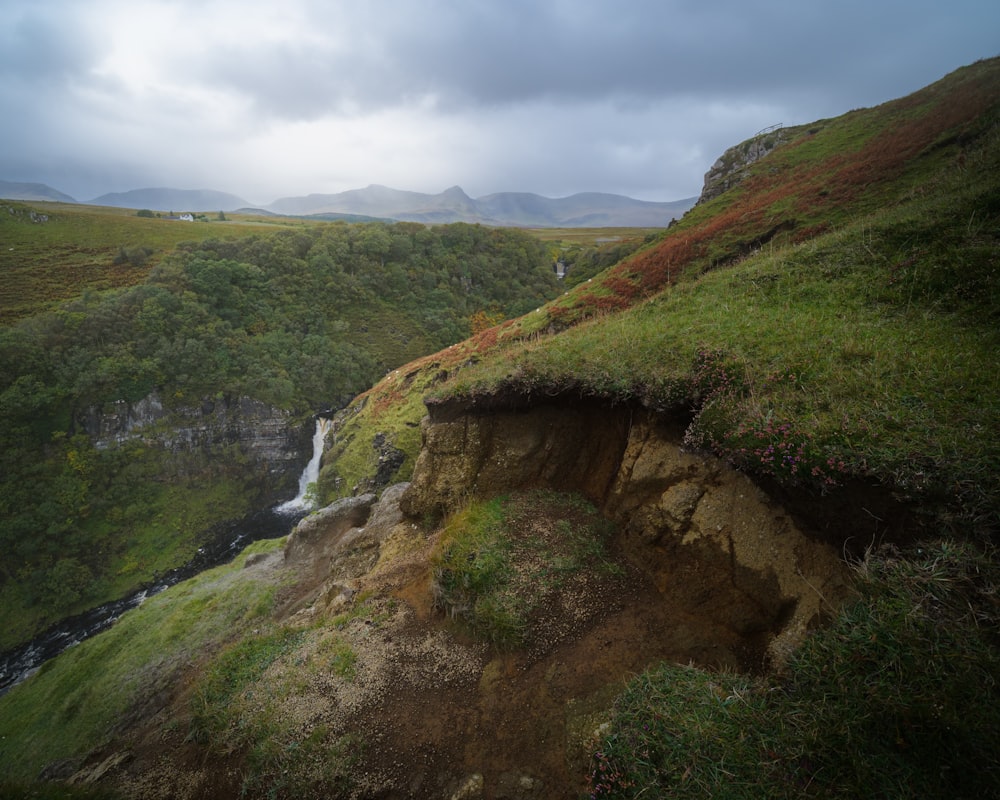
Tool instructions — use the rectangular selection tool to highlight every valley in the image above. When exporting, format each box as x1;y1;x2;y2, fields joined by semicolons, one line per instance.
1;57;999;799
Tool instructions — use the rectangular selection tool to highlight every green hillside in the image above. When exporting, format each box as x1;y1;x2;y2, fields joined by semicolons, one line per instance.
0;203;305;324
1;58;998;799
0;217;560;650
321;57;1000;535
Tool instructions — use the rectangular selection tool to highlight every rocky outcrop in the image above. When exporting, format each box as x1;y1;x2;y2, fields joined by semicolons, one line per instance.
401;397;850;665
284;493;377;578
698;124;788;204
283;484;413;614
370;432;406;490
400;399;631;517
76;391;310;477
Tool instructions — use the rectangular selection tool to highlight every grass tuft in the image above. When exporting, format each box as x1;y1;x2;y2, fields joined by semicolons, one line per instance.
430;490;618;649
587;540;1000;798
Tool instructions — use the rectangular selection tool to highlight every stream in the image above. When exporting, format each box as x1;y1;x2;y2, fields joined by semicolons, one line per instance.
0;418;330;697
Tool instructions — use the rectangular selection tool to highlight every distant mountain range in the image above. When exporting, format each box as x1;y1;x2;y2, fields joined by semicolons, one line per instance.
0;180;695;227
0;180;77;204
88;187;251;213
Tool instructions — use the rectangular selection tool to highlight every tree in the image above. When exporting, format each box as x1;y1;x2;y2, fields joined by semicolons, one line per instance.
470;308;505;335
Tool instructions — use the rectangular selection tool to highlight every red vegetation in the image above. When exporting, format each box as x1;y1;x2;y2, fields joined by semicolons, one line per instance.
555;60;1000;323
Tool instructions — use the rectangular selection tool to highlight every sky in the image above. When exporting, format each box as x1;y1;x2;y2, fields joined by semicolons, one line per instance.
1;1;997;205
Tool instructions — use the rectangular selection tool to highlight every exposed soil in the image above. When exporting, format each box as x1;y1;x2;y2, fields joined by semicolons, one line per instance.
100;480;835;800
83;399;860;799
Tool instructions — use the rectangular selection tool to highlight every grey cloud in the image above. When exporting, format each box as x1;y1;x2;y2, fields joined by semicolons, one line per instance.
0;5;97;84
195;0;999;122
200;40;398;121
1;0;997;202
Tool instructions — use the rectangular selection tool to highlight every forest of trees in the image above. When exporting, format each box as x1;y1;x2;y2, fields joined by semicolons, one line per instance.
0;220;559;647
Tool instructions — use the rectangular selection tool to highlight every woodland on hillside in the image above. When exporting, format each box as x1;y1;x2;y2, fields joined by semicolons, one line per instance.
0;220;559;648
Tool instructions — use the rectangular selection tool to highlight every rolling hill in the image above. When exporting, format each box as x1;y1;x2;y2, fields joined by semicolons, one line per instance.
88;187;252;212
0;180;77;203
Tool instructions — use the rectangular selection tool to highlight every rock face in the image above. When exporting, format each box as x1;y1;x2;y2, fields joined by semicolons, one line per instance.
283;484;412;616
401;397;850;665
284;493;378;579
698;125;788;204
400;399;631;517
76;391;310;478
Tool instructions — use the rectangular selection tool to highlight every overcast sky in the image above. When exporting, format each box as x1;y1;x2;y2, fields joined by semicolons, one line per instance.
1;1;997;204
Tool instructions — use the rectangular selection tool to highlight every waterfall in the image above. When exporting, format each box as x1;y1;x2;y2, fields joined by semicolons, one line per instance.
0;419;339;694
276;417;332;514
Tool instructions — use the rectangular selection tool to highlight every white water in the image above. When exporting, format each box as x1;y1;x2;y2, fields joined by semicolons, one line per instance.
276;417;332;514
2;417;334;694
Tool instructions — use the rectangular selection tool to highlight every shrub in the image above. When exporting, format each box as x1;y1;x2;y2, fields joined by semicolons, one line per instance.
111;245;153;267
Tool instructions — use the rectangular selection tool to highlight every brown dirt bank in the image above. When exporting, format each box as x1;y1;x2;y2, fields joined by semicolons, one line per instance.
92;398;905;798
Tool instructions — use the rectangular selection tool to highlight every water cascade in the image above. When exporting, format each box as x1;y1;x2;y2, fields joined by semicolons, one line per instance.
0;416;333;695
276;416;332;514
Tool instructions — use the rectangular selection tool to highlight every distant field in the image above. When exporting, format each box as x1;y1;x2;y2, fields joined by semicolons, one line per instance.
522;226;664;246
0;199;660;324
0;201;307;323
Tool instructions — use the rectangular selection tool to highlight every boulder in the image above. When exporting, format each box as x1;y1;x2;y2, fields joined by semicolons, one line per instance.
284;494;376;578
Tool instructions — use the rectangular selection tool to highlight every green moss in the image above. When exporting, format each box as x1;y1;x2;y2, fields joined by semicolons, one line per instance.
430;490;618;649
315;360;445;501
189;627;307;744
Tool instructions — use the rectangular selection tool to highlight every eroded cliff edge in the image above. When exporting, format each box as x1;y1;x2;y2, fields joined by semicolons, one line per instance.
401;395;851;666
82;395;883;798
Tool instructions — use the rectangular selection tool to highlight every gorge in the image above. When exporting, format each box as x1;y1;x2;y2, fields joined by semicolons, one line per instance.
0;415;333;696
23;388;900;797
1;58;998;799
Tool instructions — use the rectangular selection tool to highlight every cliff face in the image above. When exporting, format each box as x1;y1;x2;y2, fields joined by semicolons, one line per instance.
76;391;312;499
401;396;850;665
698;124;790;204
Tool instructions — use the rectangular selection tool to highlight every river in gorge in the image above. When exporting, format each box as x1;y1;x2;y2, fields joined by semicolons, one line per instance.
0;417;330;697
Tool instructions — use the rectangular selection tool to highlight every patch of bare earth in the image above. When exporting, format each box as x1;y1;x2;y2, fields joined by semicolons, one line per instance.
104;482;814;800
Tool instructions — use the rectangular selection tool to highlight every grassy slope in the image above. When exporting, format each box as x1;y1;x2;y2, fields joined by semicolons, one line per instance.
0;465;258;651
0;539;289;784
322;58;1000;533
